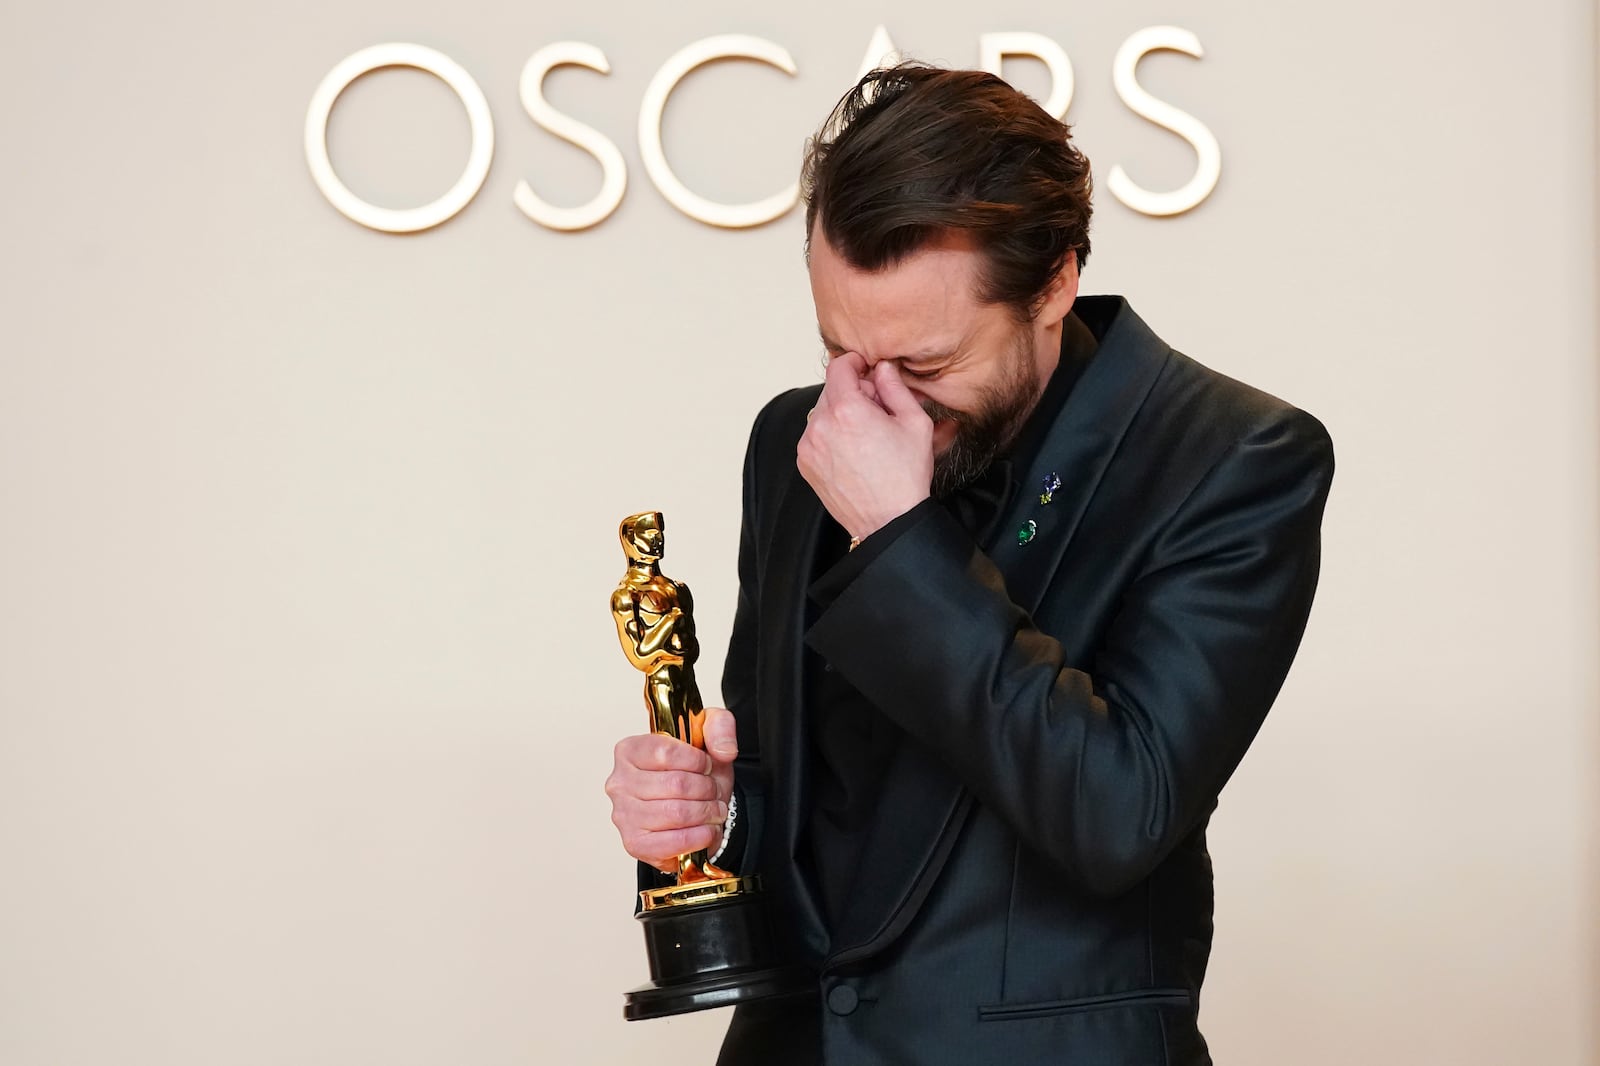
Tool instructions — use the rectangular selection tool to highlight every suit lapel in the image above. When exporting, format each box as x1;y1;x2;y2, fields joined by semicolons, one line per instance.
989;297;1171;617
818;297;1171;965
759;468;829;955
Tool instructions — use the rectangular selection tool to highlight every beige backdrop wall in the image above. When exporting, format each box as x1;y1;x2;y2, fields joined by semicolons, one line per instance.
1;1;1596;1064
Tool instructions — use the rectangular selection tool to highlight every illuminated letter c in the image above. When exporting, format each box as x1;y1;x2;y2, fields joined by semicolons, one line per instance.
638;36;800;230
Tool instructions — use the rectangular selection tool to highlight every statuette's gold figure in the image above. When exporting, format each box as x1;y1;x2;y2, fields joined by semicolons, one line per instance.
612;511;731;885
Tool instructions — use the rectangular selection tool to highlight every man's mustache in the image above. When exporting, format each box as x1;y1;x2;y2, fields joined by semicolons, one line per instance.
921;398;970;425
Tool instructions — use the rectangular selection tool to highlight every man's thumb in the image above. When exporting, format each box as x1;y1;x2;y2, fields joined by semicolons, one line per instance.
703;707;738;762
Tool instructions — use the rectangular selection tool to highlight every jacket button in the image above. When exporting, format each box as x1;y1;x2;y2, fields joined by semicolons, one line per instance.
826;984;859;1016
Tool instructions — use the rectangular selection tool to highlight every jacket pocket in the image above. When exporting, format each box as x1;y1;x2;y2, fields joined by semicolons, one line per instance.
978;987;1192;1022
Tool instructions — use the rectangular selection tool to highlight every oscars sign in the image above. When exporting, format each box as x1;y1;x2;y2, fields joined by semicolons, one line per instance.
305;26;1223;234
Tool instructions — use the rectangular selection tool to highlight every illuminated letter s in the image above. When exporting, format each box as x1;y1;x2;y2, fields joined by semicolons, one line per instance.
515;43;628;232
1107;27;1222;218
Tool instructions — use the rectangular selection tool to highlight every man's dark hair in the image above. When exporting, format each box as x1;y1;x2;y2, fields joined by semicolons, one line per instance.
801;64;1093;320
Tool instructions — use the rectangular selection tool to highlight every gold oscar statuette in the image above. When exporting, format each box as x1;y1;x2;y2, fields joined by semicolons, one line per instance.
611;511;807;1019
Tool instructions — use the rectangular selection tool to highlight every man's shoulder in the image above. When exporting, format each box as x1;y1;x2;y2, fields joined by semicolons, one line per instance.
1092;298;1316;430
1158;348;1330;449
752;385;823;440
738;384;823;476
1086;295;1332;472
1117;348;1335;522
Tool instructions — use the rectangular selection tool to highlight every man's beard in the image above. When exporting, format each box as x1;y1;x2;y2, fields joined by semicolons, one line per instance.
924;328;1043;498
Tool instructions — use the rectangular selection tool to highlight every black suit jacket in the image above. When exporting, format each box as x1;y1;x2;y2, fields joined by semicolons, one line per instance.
715;296;1334;1065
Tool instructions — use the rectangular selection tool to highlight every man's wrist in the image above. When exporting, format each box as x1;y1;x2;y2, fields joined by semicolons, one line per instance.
851;493;931;543
812;499;943;609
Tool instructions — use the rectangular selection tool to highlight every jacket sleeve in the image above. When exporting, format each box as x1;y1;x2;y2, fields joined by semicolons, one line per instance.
804;408;1335;897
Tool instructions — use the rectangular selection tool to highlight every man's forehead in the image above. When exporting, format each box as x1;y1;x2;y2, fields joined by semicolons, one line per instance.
810;235;983;361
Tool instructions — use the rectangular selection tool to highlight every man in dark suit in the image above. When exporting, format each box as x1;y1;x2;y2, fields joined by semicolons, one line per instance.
605;65;1333;1065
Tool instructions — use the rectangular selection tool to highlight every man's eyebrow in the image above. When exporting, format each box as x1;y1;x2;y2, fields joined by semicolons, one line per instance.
817;328;957;362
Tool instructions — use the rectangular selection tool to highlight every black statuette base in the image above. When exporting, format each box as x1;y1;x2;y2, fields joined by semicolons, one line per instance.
624;894;811;1020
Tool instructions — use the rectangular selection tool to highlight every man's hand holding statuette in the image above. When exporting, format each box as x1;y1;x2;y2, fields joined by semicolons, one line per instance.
605;705;737;874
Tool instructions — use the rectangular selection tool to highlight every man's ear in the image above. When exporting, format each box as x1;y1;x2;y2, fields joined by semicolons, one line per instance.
1038;250;1080;323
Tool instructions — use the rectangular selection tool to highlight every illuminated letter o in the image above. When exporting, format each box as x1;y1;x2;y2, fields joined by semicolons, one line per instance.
305;43;495;233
